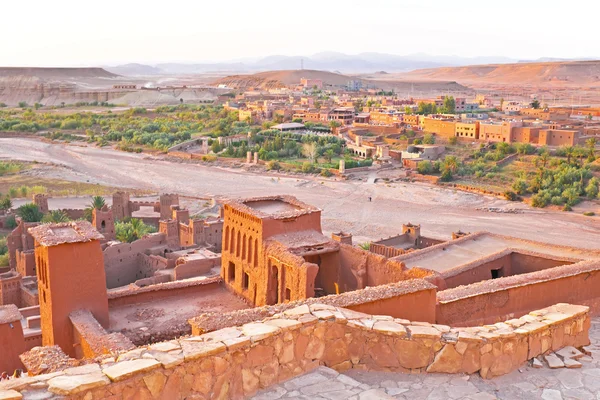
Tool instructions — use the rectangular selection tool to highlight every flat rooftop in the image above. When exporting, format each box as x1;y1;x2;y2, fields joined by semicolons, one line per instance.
392;232;600;273
228;195;320;220
245;199;302;215
29;221;104;246
108;281;249;344
0;304;21;324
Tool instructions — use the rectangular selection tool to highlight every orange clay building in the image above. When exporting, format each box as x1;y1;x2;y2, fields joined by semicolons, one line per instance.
29;221;109;358
0;304;26;373
422;116;456;138
220;195;430;308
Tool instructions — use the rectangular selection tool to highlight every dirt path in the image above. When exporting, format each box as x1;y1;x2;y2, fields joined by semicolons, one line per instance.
1;137;599;248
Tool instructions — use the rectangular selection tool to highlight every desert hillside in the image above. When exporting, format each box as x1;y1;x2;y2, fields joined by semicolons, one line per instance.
395;60;600;87
212;69;355;89
0;67;119;79
212;69;469;92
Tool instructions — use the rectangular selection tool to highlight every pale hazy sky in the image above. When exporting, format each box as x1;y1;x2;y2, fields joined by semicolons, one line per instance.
1;0;596;67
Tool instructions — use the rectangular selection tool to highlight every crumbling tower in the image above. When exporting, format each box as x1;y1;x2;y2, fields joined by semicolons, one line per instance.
93;207;115;241
159;194;179;220
33;194;49;214
29;221;108;357
112;192;131;221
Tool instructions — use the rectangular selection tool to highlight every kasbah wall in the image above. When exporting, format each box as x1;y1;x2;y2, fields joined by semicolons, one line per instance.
0;302;590;399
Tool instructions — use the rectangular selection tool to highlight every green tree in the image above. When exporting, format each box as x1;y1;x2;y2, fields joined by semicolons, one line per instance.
17;203;44;222
324;149;335;164
42;210;70;223
417;161;432;174
422;134;435;145
115;218;155;243
586;178;599;199
442;96;456;114
0;196;12;211
531;99;541;109
84;196;106;221
586;137;597;159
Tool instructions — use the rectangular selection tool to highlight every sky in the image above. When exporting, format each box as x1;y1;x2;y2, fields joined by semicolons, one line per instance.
1;0;596;67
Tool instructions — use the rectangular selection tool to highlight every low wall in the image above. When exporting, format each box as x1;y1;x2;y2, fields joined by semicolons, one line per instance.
108;276;222;308
437;261;600;327
174;256;220;280
190;279;437;335
0;303;590;399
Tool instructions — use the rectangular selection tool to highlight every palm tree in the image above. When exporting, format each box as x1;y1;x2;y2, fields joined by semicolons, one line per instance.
42;210;70;223
586;137;597;159
565;146;575;164
16;203;44;222
115;218;155;243
84;196;106;221
442;156;459;174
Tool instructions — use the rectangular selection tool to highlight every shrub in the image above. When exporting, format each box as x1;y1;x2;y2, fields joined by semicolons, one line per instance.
266;161;281;171
0;253;8;267
417;161;432;174
448;137;458;145
531;191;551;208
301;162;314;174
512;179;528;195
583;211;596;216
0;196;12;211
320;169;333;177
8;187;18;198
503;191;519;201
4;215;17;229
423;134;435;144
440;168;453;182
16;203;44;222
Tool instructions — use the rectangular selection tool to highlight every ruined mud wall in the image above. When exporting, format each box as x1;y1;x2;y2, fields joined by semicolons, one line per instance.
103;234;168;289
510;252;575;275
437;261;600;327
107;277;222;308
190;279;437;334
173;256;220;280
338;244;434;291
1;303;590;399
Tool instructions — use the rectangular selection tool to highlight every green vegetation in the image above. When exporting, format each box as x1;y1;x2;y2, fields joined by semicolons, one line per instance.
0;162;25;176
41;210;70;223
0;104;244;152
358;242;371;251
0;196;11;210
0;235;8;267
84;196;106;221
416;141;599;209
115;218;156;243
16;203;44;222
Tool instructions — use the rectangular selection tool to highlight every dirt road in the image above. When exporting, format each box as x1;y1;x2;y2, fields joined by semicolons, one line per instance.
1;137;599;248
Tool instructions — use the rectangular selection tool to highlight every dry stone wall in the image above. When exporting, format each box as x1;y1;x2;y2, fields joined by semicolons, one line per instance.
0;303;590;400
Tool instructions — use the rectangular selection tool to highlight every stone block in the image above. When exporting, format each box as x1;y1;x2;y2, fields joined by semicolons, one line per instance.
0;390;22;400
242;322;281;342
181;340;227;361
264;318;302;331
563;358;582;369
47;373;110;395
407;325;442;340
373;321;407;337
149;341;180;352
544;353;565;369
426;344;462;374
556;346;584;360
394;339;432;369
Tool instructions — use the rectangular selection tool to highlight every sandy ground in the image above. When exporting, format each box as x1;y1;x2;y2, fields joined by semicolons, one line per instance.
1;137;599;249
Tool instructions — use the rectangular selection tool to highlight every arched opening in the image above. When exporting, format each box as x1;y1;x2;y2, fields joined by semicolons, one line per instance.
224;227;230;251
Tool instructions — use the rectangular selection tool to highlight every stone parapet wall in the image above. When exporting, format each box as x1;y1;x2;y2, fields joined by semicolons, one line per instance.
0;302;589;399
437;260;600;326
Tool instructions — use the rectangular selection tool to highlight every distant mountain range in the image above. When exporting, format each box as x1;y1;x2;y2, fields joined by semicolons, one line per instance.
105;53;597;76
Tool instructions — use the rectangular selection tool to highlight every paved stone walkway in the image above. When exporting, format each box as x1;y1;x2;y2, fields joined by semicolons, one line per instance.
252;318;600;399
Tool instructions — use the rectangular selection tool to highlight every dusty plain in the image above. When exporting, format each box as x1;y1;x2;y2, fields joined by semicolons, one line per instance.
1;137;599;249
